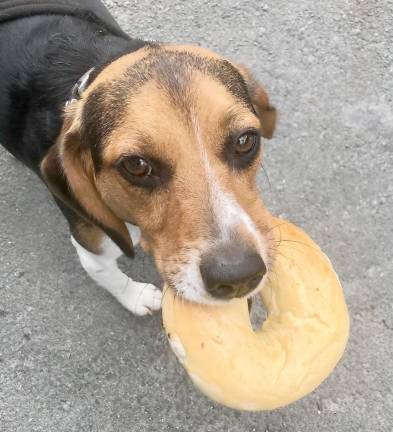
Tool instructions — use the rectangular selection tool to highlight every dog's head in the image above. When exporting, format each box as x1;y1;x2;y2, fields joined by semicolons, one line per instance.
42;44;277;304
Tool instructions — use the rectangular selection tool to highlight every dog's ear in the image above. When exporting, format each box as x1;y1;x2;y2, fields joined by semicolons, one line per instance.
41;103;134;257
236;64;277;139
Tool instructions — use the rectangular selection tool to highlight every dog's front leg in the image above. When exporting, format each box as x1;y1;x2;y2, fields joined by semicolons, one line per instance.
71;230;162;316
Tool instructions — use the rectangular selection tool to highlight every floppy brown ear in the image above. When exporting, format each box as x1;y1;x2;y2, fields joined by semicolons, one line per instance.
237;64;277;139
41;104;134;257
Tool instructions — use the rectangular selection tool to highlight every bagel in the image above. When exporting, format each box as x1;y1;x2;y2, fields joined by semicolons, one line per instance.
162;219;349;411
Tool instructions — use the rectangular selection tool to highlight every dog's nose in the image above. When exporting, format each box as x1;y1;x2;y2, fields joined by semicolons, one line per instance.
200;242;266;300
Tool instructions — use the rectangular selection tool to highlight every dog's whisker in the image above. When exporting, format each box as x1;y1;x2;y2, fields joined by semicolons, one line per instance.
264;220;292;236
274;238;319;251
260;162;272;192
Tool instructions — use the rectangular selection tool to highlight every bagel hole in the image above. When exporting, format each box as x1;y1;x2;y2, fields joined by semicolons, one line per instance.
249;295;267;331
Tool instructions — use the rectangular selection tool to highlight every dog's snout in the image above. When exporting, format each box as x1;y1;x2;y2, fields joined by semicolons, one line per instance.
200;242;266;300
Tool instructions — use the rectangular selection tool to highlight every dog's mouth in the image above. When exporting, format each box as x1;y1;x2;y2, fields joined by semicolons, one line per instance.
198;271;265;301
164;273;267;306
160;249;268;305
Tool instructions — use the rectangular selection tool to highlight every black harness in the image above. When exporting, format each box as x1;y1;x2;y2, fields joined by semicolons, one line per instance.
0;1;130;104
0;0;127;38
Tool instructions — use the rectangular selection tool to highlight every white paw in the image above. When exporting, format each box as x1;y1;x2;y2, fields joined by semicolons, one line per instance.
118;280;162;316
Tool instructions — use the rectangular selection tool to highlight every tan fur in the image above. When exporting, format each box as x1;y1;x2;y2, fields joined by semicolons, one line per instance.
83;48;151;96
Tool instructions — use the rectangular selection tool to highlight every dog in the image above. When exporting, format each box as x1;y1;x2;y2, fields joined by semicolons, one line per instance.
0;0;277;316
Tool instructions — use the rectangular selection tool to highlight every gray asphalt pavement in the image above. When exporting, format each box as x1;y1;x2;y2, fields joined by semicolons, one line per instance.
1;1;392;431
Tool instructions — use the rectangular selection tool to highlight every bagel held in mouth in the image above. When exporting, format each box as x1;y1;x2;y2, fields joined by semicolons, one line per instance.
162;219;350;411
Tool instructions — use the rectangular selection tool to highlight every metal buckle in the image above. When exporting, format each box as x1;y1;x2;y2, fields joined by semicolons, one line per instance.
65;67;95;106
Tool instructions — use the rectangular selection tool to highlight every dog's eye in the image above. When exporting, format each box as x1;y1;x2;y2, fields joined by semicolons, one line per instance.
235;131;259;155
116;155;172;189
223;129;261;170
121;156;152;178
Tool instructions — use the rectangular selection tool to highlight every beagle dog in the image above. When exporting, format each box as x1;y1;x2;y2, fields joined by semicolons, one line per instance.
0;0;277;316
